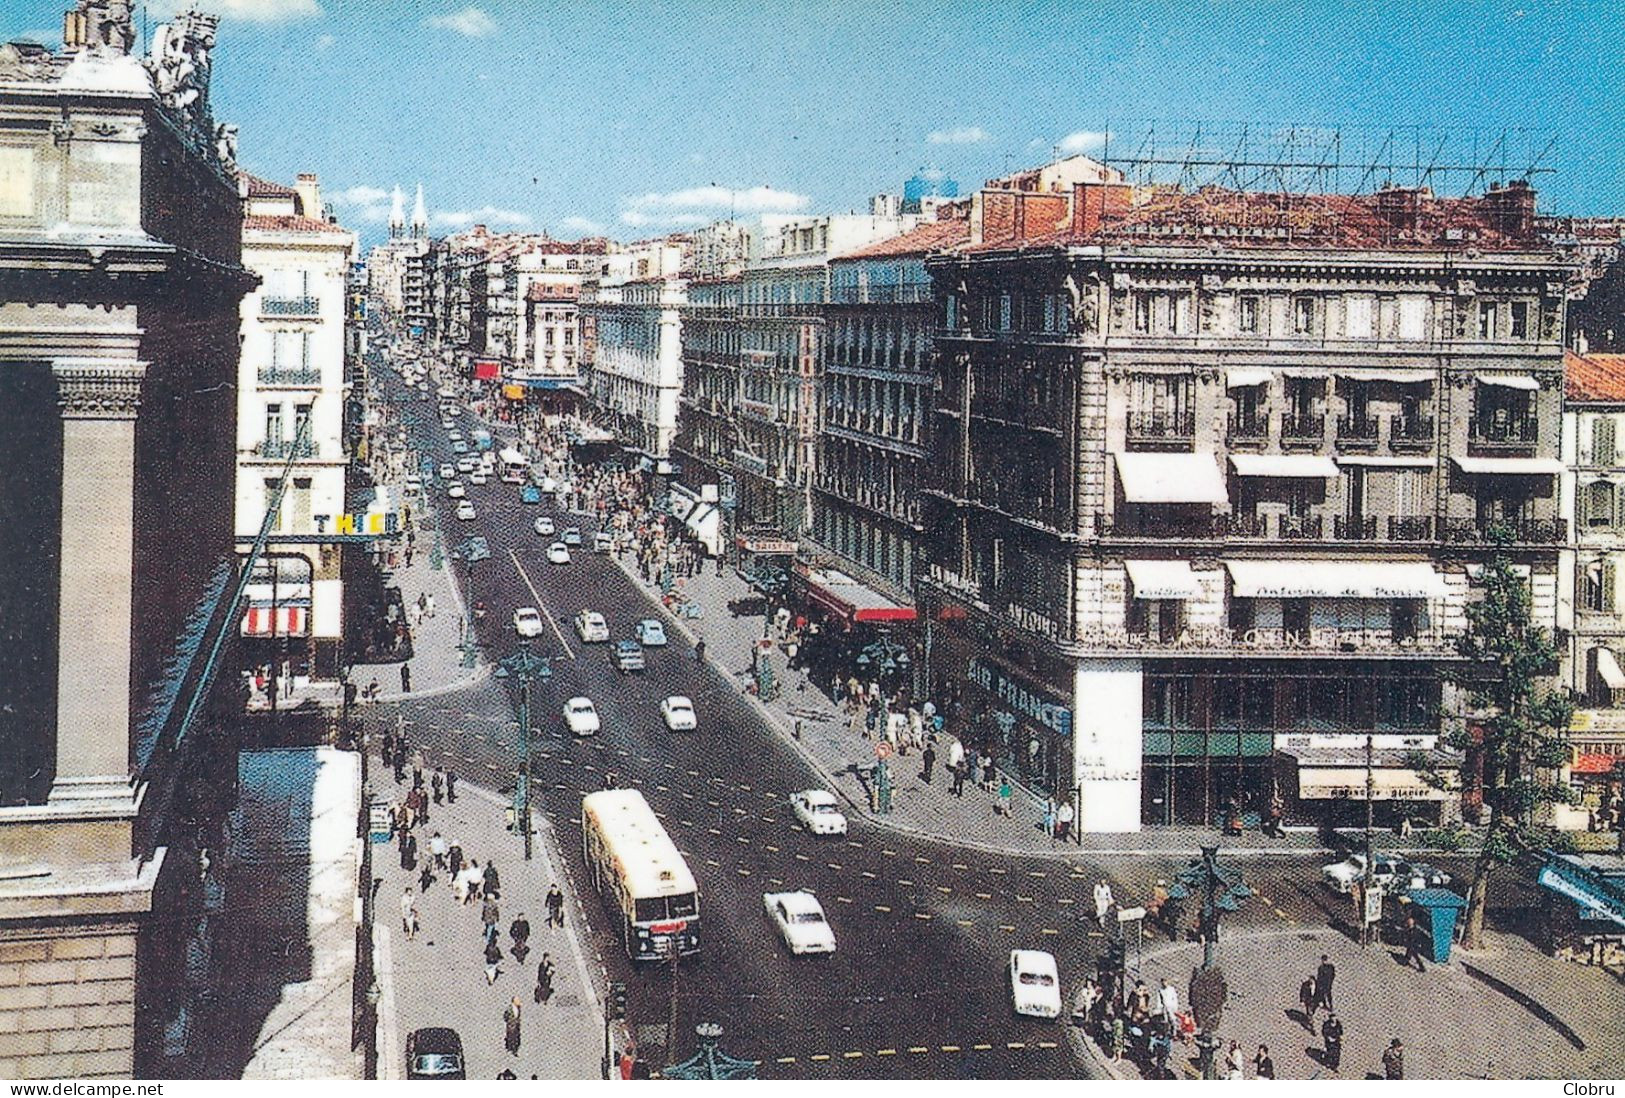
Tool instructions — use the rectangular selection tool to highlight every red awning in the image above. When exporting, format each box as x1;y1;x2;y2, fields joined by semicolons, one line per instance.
241;605;309;637
800;567;916;624
473;359;501;380
1573;753;1625;776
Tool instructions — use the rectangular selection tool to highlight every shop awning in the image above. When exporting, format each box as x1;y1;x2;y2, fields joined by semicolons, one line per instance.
1230;454;1340;478
1452;456;1565;476
1338;368;1434;384
241;604;310;638
1598;648;1625;691
1295;767;1452;801
1536;854;1625;929
801;567;916;623
1336;456;1437;468
1114;452;1227;504
1572;752;1625;776
1225;559;1450;599
1478;373;1539;391
1125;559;1204;600
1225;367;1272;388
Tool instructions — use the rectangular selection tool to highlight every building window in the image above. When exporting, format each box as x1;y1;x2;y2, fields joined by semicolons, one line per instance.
1584;562;1615;614
1510;301;1530;339
1168;293;1188;334
1594;417;1618;467
265;402;283;441
1133;293;1152;333
1292;297;1315;335
1585;480;1617;529
998;293;1012;331
1344;295;1374;339
1237;296;1259;334
1478;301;1498;339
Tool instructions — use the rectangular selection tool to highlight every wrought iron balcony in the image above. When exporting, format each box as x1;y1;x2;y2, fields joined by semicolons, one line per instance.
1278;513;1323;540
1125;410;1195;445
1441;516;1566;544
1389;415;1435;451
1333;514;1379;540
252;438;316;460
1280;414;1325;446
1388;515;1435;542
1335;414;1380;448
1227;413;1269;446
261;296;321;318
257;366;322;387
1469;414;1539;450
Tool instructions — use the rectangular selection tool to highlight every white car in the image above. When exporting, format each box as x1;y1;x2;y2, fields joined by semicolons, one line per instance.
446;482;465;499
533;516;556;537
547;542;570;566
455;500;476;521
441;419;454;432
634;619;668;647
456;457;475;473
1321;854;1452;894
790;790;848;836
468;469;488;485
562;696;600;736
763;890;836;956
574;610;609;642
538;476;559;494
513;607;543;638
438;463;455;480
1010;950;1062;1019
447;430;463;442
660;696;697;731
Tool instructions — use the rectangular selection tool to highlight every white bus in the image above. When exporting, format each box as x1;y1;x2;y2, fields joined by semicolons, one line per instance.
498;446;530;484
581;789;700;960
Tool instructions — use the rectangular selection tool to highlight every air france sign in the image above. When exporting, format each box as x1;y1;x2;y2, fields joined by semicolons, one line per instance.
967;658;1073;737
312;511;401;536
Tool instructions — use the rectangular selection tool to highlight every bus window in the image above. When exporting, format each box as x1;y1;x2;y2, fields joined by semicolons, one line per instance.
634;897;667;922
669;893;698;918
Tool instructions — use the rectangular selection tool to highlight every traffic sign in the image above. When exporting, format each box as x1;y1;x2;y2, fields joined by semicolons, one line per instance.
875;741;894;760
1363;884;1385;925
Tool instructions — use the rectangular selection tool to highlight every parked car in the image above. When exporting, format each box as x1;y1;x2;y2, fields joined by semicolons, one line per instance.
562;696;600;736
612;640;645;673
455;500;476;521
468;469;488;485
790;790;848;836
520;485;542;504
451;440;468;454
456;457;474;473
594;531;614;553
1321;853;1453;894
634;619;668;647
660;695;697;731
445;482;465;499
562;527;582;546
763;890;836;956
574;610;609;642
513;607;543;638
438;463;455;480
533;516;555;536
1009;950;1062;1019
547;542;570;566
406;1027;465;1080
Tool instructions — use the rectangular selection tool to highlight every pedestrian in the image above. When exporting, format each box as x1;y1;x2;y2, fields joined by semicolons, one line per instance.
921;743;936;784
392;742;407;783
980;751;996;791
1157;978;1179;1022
1056;800;1075;843
1382;1037;1405;1080
950;759;966;797
400;663;412;693
503;996;523;1056
400;886;418;940
484;860;501;900
1147;878;1169;932
428;831;447;871
445;770;458;803
482;895;501;938
1253;1044;1275;1079
1321;1011;1344;1072
1298;974;1317;1028
484;936;503;985
464;859;482;904
534;952;555;1003
545;884;565;928
412;750;426;789
694;638;706;664
1043;797;1057;841
1314;953;1337;1012
996;775;1012;817
1094;879;1115;928
1401;916;1427;972
1109;1010;1126;1063
1226;1040;1245;1080
431;770;444;805
399;829;417;871
447;840;464;877
510;912;531;960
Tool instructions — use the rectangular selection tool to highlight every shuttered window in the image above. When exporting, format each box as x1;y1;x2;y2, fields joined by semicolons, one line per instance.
1595;417;1618;467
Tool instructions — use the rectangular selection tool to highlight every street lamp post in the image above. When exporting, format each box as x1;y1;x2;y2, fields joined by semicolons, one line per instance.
1363;732;1376;947
496;641;552;861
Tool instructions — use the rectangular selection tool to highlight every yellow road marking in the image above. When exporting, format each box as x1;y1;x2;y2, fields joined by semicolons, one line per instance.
842;1051;863;1059
898;879;914;886
914;912;932;920
1016;895;1035;903
686;769;700;776
1275;907;1290;919
875;905;893;913
1041;928;1060;936
957;919;975;927
760;816;776;823
908;1047;929;1054
705;859;721;867
915;856;930;864
737;869;752;877
827;863;843;871
975;892;993;900
881;849;897;856
973;1043;993;1051
861;871;878;879
1037;1041;1059;1049
765;844;780;852
937;886;953;894
1057;897;1075;905
810;1054;830;1062
680;820;694;828
795;853;810;862
1007;1041;1026;1050
952;863;970;870
1088;931;1103;938
990;868;1008;876
940;1045;960;1053
836;896;854;904
847;840;864;848
1028;871;1048;878
776;1057;797;1064
999;924;1016;932
876;1048;897;1057
706;828;722;835
737;836;751;844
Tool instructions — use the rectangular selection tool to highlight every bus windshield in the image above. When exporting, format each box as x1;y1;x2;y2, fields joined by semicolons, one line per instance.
634;892;698;923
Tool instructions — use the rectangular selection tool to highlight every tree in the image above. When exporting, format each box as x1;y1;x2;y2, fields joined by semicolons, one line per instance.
1431;529;1575;948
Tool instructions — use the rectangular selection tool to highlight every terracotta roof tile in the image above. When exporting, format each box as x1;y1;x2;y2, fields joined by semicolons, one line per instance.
239;172;298;198
840;218;971;260
243;214;349;236
1566;349;1625;402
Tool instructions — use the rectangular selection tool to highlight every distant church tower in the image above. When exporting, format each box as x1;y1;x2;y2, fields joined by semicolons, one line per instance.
388;185;406;240
412;184;428;240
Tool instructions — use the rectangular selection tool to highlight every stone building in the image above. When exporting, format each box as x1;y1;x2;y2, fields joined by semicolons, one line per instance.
672;274;744;557
924;175;1570;832
235;171;357;681
0;4;254;1075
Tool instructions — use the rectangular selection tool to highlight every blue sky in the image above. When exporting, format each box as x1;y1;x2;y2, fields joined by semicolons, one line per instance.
6;0;1623;245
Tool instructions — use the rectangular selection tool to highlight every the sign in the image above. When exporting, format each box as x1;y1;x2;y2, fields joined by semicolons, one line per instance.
1117;906;1147;923
1537;856;1625;928
314;511;401;536
502;383;526;400
739;537;797;555
876;741;894;760
967;658;1073;737
1363;885;1385;925
368;800;393;844
473;359;501;380
649;919;690;935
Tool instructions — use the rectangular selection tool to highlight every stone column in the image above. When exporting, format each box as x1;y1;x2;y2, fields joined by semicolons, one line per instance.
47;359;146;808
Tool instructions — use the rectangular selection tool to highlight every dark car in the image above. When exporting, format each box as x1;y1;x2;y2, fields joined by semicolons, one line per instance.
406;1027;465;1080
613;640;646;673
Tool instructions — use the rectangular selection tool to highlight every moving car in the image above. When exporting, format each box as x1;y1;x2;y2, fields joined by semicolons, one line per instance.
562;696;600;736
634;619;668;647
406;1027;465;1080
455;500;476;521
456;457;475;473
763;890;836;956
660;695;697;731
446;482;465;499
520;485;542;504
562;527;583;547
547;542;570;565
468;469;487;485
438;463;455;480
451;440;468;454
1320;853;1452;894
594;532;614;553
1009;950;1062;1019
447;429;463;442
533;516;555;536
574;610;609;642
612;640;645;673
513;607;543;638
790;790;848;836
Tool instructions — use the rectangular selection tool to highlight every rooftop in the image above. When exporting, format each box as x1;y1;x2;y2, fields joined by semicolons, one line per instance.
243;213;350;237
1566;349;1625;403
840;217;972;260
239;172;299;199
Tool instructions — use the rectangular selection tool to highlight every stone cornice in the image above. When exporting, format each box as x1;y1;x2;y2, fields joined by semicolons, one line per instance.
53;359;145;419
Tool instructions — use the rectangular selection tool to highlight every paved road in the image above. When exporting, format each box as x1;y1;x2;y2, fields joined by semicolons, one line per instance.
367;354;1502;1079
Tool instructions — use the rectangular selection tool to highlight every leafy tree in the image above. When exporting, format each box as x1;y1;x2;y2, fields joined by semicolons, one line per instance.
1432;530;1574;948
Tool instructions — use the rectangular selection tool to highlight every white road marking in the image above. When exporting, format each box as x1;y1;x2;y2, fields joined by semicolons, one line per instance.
508;547;574;658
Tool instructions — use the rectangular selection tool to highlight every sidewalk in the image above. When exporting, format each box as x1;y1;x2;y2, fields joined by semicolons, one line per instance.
1071;921;1623;1080
368;754;605;1080
617;555;1471;861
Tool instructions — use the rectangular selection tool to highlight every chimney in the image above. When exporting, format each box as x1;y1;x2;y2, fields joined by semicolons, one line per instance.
1072;181;1133;237
1374;186;1423;232
294;172;322;220
1482;179;1537;238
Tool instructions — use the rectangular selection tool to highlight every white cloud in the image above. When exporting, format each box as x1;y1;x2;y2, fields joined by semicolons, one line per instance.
328;185;393;223
1057;130;1111;154
426;6;497;37
927;125;990;146
315;33;336;50
620;210;710;228
558;216;606;236
433;206;532;230
148;0;322;20
623;185;809;216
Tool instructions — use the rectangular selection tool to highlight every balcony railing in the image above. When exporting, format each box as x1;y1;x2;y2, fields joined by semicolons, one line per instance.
1227;413;1269;446
258;366;321;387
261;296;321;318
1069;622;1453;657
1469;414;1539;449
1335;414;1380;448
1390;415;1435;451
1280;414;1325;446
1441;516;1566;544
1278;513;1323;539
1388;515;1435;542
1333;514;1379;540
1125;410;1195;445
253;438;316;460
